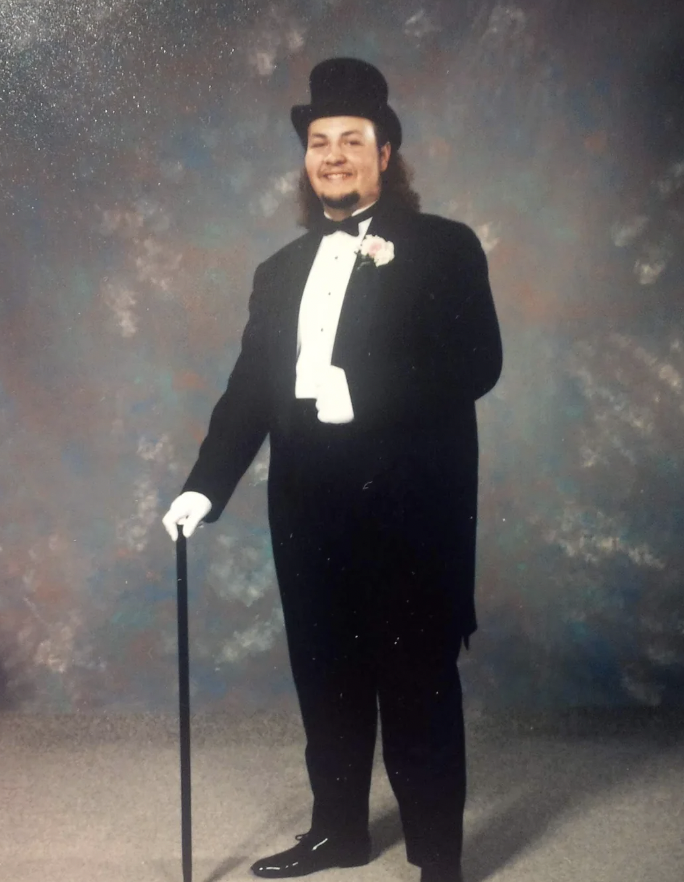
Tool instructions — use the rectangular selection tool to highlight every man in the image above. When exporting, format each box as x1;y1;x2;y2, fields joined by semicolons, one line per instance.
162;58;502;882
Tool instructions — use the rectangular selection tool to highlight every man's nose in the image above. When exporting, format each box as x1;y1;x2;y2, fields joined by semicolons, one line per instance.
324;145;345;163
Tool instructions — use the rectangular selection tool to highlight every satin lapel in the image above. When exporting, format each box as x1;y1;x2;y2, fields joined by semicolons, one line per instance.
331;211;399;369
273;230;322;386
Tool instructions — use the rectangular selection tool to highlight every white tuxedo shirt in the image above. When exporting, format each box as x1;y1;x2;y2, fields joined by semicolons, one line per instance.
295;212;373;423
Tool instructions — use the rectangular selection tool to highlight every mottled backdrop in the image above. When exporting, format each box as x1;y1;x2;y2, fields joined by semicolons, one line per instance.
1;0;683;713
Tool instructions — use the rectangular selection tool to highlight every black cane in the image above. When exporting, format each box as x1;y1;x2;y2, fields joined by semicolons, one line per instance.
176;528;192;882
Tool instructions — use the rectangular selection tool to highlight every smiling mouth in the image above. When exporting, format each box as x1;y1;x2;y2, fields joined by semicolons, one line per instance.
323;172;353;181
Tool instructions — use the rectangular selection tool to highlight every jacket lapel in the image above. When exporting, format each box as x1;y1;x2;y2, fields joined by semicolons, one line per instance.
271;230;322;395
330;242;380;369
331;201;410;370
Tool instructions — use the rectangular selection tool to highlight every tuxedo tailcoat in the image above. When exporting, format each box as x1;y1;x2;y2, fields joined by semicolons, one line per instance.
182;193;502;868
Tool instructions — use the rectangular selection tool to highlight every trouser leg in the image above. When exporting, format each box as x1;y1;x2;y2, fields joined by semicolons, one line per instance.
290;633;378;837
272;503;377;835
269;401;383;838
377;616;465;868
277;552;377;837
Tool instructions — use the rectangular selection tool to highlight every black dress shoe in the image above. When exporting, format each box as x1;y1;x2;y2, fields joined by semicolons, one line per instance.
250;830;372;878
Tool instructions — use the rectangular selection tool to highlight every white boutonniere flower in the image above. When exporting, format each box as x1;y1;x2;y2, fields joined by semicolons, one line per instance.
358;235;395;268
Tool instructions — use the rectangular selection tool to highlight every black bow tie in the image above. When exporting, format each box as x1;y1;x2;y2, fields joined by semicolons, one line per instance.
318;203;376;237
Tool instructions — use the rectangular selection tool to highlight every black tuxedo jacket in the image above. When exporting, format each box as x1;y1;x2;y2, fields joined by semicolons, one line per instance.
182;195;503;640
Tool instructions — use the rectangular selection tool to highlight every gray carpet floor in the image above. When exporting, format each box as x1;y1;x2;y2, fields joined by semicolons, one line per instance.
1;707;682;882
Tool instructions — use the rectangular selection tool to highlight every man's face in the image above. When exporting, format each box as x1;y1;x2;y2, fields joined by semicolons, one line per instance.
305;116;391;218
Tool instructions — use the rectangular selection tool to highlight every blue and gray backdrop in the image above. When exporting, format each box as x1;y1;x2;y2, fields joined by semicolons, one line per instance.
1;0;683;713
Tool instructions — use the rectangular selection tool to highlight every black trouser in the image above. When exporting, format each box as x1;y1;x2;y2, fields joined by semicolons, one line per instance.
268;401;467;869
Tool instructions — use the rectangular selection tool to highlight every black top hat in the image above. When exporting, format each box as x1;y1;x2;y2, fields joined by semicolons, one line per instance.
291;58;402;150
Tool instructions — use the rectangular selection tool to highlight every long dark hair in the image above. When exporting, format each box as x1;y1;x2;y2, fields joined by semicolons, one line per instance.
296;130;421;229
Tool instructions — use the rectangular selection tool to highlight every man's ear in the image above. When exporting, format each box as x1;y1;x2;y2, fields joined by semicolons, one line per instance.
379;142;392;173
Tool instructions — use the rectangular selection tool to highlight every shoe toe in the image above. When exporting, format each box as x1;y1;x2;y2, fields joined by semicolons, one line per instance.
250;853;300;878
250;844;315;878
250;832;371;878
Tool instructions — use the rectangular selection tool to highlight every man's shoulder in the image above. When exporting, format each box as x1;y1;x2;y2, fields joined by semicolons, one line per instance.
256;230;315;274
412;211;482;248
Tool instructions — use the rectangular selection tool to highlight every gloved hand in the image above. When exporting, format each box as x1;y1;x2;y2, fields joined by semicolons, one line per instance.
162;491;212;541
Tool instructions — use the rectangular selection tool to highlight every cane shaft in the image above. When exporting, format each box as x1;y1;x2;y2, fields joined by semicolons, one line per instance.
177;531;192;882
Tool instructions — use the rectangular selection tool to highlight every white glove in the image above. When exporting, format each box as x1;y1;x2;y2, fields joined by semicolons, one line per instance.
316;365;355;424
162;491;212;541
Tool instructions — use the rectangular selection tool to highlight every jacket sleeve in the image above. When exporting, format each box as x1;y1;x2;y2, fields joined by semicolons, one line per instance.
181;263;271;522
427;222;503;402
345;221;503;427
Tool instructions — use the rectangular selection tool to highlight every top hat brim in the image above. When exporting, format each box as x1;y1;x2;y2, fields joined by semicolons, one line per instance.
291;100;402;150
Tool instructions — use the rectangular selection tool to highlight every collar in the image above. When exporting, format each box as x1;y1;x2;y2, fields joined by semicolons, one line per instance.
318;200;377;237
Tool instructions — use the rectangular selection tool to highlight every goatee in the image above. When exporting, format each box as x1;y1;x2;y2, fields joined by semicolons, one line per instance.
321;192;360;210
